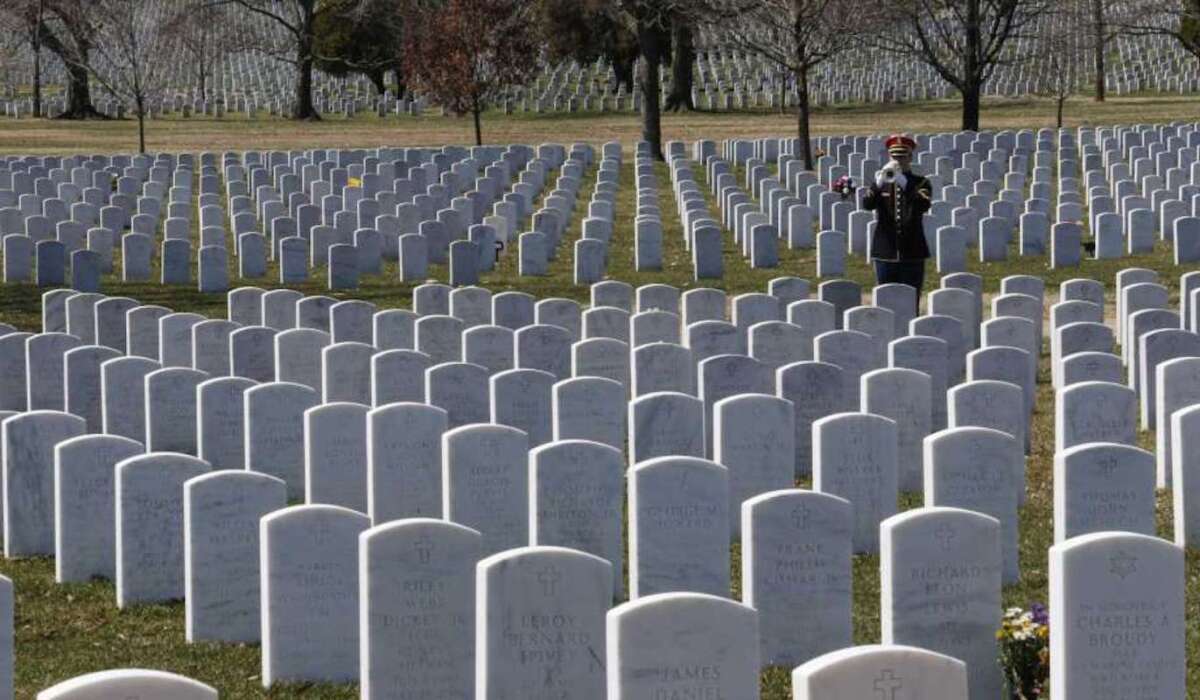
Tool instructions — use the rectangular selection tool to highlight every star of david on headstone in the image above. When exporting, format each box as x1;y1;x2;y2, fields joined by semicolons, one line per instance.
874;669;903;700
1109;550;1137;579
935;523;956;551
1096;455;1120;478
537;566;562;596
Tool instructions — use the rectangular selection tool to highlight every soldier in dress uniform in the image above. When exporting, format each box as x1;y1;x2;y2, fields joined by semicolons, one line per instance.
862;134;932;307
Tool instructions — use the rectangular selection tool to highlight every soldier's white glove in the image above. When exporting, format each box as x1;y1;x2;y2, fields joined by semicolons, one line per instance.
876;160;907;189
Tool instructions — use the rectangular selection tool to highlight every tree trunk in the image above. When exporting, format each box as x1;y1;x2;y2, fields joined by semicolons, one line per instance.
294;52;320;120
962;0;982;132
637;20;664;161
664;19;694;112
31;0;44;117
473;99;483;146
1092;0;1106;101
612;54;635;94
32;43;41;118
59;61;101;119
797;65;813;170
293;3;321;122
368;70;387;95
198;25;208;101
137;106;146;154
292;0;320;119
1056;95;1066;128
961;83;982;131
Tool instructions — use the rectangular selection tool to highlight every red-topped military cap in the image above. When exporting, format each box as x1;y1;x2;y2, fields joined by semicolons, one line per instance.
885;134;917;155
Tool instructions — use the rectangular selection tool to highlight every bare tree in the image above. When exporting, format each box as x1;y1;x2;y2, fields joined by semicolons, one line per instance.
0;1;35;113
533;0;685;159
0;0;105;118
664;17;695;111
313;0;408;97
207;0;343;120
619;0;684;160
0;23;25;97
87;0;175;152
698;0;861;169
870;0;1051;131
30;0;43;116
1117;0;1200;68
1036;1;1086;126
166;0;236;101
1087;0;1126;101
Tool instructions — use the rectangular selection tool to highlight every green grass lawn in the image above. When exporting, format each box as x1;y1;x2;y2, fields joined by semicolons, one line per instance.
2;102;1200;698
3;94;1199;156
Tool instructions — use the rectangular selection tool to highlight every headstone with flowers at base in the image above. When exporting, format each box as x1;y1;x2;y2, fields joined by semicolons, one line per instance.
881;507;1002;700
1049;532;1184;699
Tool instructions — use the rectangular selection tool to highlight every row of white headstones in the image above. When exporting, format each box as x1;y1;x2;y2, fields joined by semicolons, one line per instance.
4;122;1199;298
0;254;1196;697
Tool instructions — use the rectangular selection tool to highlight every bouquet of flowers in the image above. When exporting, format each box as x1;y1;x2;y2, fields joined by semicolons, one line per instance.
831;175;856;200
997;604;1050;699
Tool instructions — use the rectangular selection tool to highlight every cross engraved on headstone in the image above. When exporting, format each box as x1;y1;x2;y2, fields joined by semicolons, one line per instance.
537;566;562;596
313;519;334;547
414;533;434;564
791;505;811;529
935;523;957;551
874;669;903;700
1109;550;1137;579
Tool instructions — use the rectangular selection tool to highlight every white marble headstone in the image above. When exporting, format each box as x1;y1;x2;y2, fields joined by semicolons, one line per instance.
812;412;898;554
366;402;447;522
184;470;286;642
477;546;612;698
261;504;370;687
742;489;851;668
606;592;759;700
359;518;481;699
4;411;86;556
36;669;217;700
115;452;211;607
629;456;729;598
443;424;529;555
530;440;624;598
304;402;369;512
1050;532;1184;699
53;434;143;582
793;644;968;699
881;507;1002;699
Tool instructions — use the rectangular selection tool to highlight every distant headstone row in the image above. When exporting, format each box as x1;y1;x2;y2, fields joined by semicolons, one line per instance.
2;3;1196;119
3;123;1199;300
